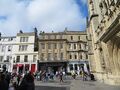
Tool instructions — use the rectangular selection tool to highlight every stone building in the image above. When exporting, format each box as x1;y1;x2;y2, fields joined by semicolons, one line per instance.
38;29;89;74
0;33;16;72
12;29;38;73
87;0;120;85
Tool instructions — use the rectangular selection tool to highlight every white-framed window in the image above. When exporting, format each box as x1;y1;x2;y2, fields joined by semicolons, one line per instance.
19;45;28;51
6;56;11;62
8;38;13;41
8;45;12;51
1;45;5;52
0;56;3;62
33;55;37;62
20;37;28;42
24;55;28;62
16;56;20;62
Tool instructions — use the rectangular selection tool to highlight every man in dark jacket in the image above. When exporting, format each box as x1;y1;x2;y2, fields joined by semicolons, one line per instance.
0;72;9;90
18;72;35;90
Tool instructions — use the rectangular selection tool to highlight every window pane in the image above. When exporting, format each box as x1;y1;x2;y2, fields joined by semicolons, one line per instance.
69;64;73;70
16;56;20;62
24;55;28;62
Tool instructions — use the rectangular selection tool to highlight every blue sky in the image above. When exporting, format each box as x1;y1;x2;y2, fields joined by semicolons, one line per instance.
0;0;88;36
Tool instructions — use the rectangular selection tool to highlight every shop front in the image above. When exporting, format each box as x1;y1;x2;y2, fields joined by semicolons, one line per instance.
13;63;37;74
38;61;67;74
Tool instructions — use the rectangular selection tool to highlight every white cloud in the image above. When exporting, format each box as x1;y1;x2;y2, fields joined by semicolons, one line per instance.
0;0;86;36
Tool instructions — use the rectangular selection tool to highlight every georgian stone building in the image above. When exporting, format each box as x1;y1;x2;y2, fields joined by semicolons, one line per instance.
12;29;38;73
87;0;120;85
38;29;89;74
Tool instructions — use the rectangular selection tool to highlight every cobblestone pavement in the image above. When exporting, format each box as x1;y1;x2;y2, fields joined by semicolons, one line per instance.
35;76;120;90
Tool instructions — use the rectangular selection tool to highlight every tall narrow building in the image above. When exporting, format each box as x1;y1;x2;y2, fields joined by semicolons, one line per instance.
13;30;38;73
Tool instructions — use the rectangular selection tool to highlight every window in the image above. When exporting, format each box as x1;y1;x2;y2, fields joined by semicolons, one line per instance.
54;53;57;60
54;44;57;49
60;43;63;49
60;53;63;60
0;56;3;62
33;55;36;62
8;38;13;41
75;64;78;70
1;46;5;52
84;44;87;49
86;54;88;59
69;44;72;49
75;55;77;59
48;53;51;61
60;35;62;39
41;53;44;60
79;44;81;49
71;36;73;40
54;35;56;39
80;55;82;59
69;64;73;70
74;44;76;49
70;55;72;59
24;55;28;62
19;45;28;51
20;37;28;42
78;36;80;40
6;56;10;62
8;46;12;51
48;43;51;49
41;43;45;49
48;35;51;39
16;56;20;62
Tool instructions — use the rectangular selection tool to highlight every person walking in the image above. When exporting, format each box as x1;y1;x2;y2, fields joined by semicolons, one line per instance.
59;71;63;82
0;72;9;90
18;72;35;90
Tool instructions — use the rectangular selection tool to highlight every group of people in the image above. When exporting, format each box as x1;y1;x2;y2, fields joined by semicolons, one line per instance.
71;70;95;81
0;69;95;90
35;70;64;82
0;71;35;90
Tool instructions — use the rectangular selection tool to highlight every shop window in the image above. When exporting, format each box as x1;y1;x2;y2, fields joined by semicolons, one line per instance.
75;64;78;70
69;64;73;70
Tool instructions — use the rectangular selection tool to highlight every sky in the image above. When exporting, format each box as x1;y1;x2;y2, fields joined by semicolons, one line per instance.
0;0;88;36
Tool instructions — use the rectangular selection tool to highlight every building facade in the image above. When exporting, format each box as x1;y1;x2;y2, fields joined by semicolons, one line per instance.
38;30;89;74
87;0;120;85
13;30;38;73
0;33;16;72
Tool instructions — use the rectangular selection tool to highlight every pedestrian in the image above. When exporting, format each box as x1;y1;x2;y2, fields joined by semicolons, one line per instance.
90;73;95;81
0;72;9;90
59;71;63;82
18;72;35;90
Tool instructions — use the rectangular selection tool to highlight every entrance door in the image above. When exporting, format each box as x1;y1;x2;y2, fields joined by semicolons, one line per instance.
52;66;59;74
